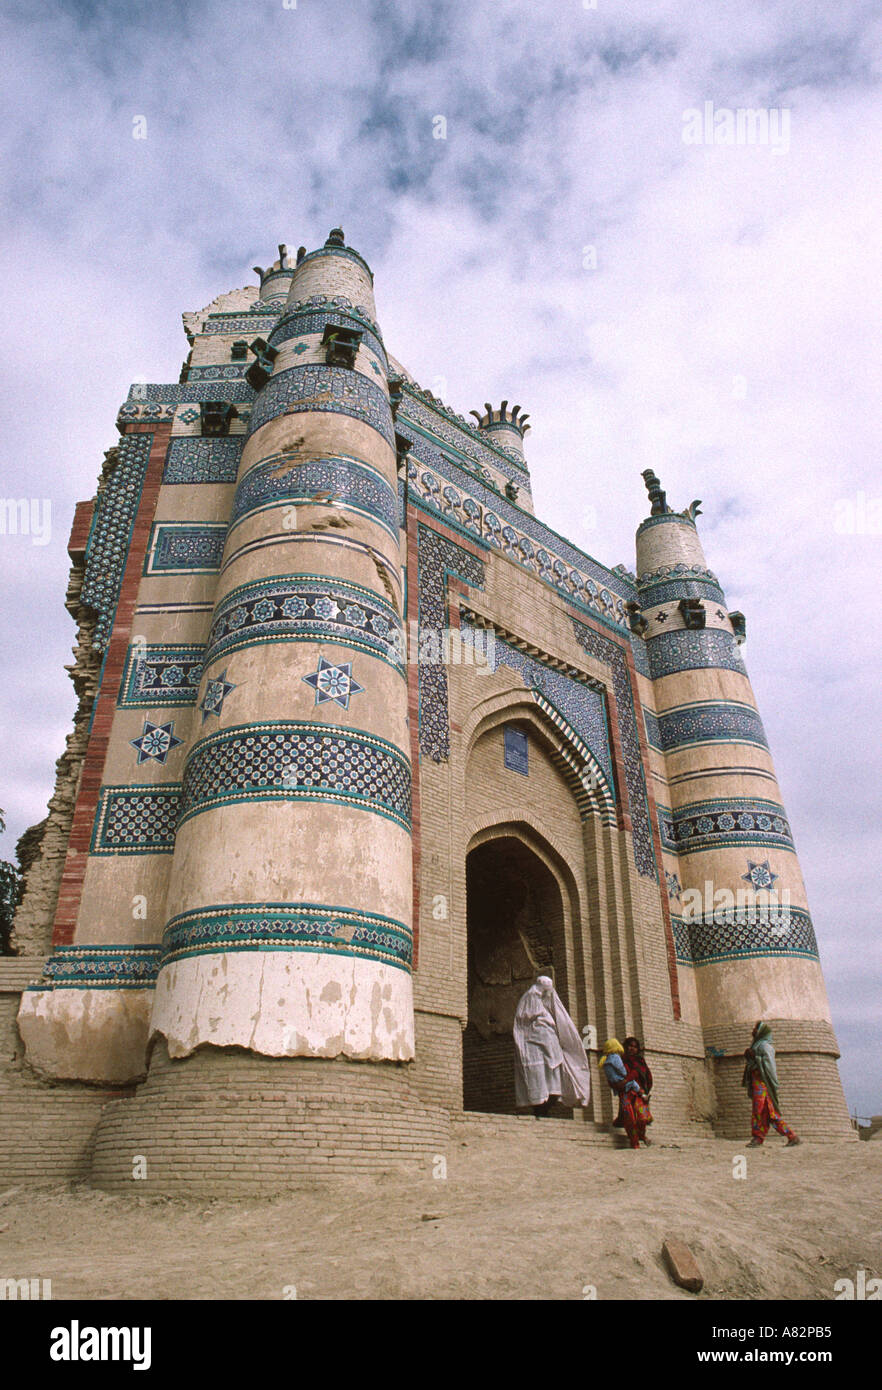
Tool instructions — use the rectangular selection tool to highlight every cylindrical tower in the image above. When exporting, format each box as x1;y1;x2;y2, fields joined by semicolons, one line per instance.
252;244;297;303
90;232;447;1191
152;228;412;1058
635;470;852;1138
469;401;530;465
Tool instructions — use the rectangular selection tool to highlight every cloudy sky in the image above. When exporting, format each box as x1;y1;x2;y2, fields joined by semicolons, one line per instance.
0;0;879;1112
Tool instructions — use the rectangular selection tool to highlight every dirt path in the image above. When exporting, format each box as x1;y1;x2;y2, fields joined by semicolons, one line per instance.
2;1134;879;1300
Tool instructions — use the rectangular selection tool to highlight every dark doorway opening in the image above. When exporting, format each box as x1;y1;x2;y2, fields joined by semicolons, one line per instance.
463;835;569;1115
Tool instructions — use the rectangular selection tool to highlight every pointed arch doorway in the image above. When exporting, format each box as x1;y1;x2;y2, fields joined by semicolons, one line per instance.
463;831;574;1115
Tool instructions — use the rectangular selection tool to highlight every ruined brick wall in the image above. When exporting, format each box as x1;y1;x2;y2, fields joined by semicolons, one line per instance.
11;454;116;955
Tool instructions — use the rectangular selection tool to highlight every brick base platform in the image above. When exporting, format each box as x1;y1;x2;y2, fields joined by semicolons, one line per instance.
703;1020;856;1141
89;1041;452;1195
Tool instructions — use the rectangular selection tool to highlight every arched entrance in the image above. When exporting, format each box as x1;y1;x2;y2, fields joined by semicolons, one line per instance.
463;834;571;1115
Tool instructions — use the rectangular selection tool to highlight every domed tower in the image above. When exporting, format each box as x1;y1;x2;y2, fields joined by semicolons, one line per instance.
635;470;852;1138
89;230;446;1187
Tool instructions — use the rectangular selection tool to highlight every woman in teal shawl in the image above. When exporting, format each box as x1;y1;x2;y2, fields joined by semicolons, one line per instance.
743;1021;800;1146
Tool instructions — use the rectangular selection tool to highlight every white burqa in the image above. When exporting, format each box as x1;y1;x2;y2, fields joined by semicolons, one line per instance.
512;976;592;1108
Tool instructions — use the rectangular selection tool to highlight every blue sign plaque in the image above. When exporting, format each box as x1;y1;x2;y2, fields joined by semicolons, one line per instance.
504;726;529;776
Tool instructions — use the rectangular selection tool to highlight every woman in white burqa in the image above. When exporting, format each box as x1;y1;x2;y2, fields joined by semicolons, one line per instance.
513;975;592;1117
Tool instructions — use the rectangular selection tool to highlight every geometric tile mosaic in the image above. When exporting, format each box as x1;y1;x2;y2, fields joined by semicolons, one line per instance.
642;706;662;748
629;632;651;678
654;701;768;752
118;644;205;708
646;628;746;679
416;525;486;763
571;616;657;879
179;722;411;832
400;405;635;609
657;799;793;855
163;437;243;484
247;365;395;446
91;786;181;855
400;389;529;484
160;901;412;974
671;906;818;965
145;523;227;574
636;576;726;608
127;382;254;404
204;575;405;674
203;315;282;335
35;944;162;990
80;432;154;653
232;453;398;538
460;618;614;789
407;443;631;630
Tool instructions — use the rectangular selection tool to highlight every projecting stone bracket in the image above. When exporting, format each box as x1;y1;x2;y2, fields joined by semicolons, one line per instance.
200;401;239;436
245;337;279;390
321;323;363;369
395;430;413;472
625;600;649;635
678;597;706;630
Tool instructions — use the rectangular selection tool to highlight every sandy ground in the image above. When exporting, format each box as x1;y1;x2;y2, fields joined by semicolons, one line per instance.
2;1129;879;1301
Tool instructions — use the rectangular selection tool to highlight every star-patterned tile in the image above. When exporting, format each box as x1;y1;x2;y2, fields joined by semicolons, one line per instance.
301;655;364;710
200;669;237;722
742;860;779;890
130;720;183;765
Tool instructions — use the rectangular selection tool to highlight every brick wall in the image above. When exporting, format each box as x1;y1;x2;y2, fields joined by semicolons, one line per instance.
90;1043;451;1195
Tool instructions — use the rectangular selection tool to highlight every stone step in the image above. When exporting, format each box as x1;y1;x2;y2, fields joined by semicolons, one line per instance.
451;1110;715;1147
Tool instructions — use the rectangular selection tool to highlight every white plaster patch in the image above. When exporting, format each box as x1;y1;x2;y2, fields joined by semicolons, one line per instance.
17;988;152;1083
150;951;414;1061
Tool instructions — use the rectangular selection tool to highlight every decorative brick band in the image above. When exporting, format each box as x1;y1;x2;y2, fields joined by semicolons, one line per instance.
118;644;205;708
160;902;412;973
204;575;405;673
407;442;631;627
32;944;161;990
180;722;412;831
459;617;614;789
658;799;794;854
91;786;181;855
268;307;386;366
232;453;397;538
54;425;173;942
162;437;243;484
646;700;768;752
571;617;656;879
671;906;818;965
80;433;154;653
145;523;227;574
417;525;486;762
203;315;280;334
247;364;394;445
637;576;726;608
647;628;746;679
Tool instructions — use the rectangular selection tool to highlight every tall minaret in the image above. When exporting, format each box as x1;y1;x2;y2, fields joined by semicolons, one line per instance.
150;229;415;1064
635;471;852;1137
